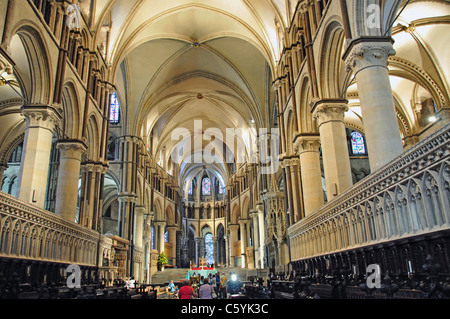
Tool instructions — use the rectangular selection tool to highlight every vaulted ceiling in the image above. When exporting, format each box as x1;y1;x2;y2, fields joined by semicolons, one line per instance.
96;0;292;183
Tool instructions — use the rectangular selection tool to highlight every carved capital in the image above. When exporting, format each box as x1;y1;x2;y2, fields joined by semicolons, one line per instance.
295;135;321;155
0;52;13;76
312;100;349;127
344;38;396;75
135;206;147;216
57;140;87;160
21;105;62;131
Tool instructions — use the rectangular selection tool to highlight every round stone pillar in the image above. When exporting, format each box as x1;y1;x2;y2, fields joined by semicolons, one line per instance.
54;140;86;222
344;38;404;171
295;135;324;216
167;226;177;265
17;105;61;208
134;206;146;248
313;100;353;200
257;204;265;269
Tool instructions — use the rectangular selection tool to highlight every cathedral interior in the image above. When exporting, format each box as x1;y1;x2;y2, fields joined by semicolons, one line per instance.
0;0;449;300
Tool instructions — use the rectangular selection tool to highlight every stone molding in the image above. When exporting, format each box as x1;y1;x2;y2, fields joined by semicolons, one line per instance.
344;37;396;75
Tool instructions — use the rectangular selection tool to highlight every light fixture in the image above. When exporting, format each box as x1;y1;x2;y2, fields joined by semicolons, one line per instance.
429;116;437;123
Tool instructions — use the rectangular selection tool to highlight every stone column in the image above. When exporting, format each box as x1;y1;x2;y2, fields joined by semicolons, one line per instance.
224;235;230;267
134;206;146;248
239;220;250;267
54;140;86;222
295;135;324;216
167;226;177;265
257;204;265;269
195;237;202;266
282;163;295;226
344;38;404;171
288;158;302;222
313;99;353;200
118;194;137;239
17;106;61;208
250;210;261;268
228;224;239;266
155;221;166;254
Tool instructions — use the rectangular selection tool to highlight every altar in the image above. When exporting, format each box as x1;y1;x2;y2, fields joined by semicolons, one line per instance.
186;267;218;280
187;258;217;280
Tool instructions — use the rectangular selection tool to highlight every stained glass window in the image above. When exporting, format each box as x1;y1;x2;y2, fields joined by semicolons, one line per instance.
110;92;120;124
164;230;169;243
152;226;156;249
188;181;193;195
205;233;214;266
202;177;211;196
351;132;366;155
218;176;226;195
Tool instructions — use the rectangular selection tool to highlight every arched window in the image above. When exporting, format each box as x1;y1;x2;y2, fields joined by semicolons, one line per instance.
152;226;156;250
351;131;366;155
164;230;169;243
110;92;120;124
202;177;211;196
205;233;214;266
188;181;193;195
218;176;226;195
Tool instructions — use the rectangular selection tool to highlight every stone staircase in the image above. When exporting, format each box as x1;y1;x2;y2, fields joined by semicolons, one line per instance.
216;267;269;283
150;267;269;285
151;268;190;284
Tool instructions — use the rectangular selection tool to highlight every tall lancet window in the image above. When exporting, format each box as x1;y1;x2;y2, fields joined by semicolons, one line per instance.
188;181;193;195
218;175;226;195
351;132;366;155
110;92;120;124
202;177;211;196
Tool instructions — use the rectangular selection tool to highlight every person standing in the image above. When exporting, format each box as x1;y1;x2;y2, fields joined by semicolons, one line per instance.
211;274;217;295
199;278;215;299
178;279;196;299
215;273;221;298
220;272;228;299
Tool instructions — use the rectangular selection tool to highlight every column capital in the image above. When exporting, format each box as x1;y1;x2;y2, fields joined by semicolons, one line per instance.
294;134;321;155
56;140;87;159
117;194;138;203
135;206;147;215
0;49;13;76
343;37;396;75
312;99;349;127
21;105;62;131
